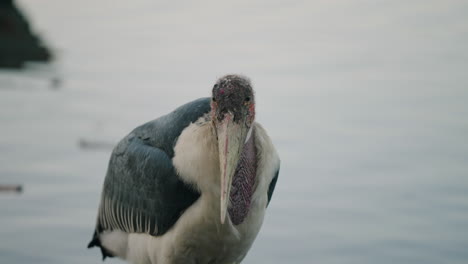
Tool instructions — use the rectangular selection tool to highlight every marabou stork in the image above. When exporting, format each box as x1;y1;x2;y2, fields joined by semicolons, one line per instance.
88;75;280;264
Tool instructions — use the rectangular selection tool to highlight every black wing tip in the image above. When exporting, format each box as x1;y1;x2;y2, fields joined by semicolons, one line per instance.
100;247;114;261
87;232;115;261
267;168;280;207
87;240;95;249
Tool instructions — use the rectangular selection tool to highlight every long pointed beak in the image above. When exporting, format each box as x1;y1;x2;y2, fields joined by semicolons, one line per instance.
217;112;249;224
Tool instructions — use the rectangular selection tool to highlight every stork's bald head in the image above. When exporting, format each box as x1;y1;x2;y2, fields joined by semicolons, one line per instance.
211;74;255;125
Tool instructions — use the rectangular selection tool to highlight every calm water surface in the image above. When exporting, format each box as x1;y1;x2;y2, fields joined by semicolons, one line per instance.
1;0;468;263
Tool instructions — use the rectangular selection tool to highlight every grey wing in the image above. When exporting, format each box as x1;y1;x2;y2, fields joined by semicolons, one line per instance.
96;137;200;236
88;98;211;258
267;167;279;206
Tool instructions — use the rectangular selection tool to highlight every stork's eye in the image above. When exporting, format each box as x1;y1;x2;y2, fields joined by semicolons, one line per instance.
245;96;251;102
212;97;216;102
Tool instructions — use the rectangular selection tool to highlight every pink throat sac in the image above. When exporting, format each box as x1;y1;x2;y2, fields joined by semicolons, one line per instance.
228;129;257;225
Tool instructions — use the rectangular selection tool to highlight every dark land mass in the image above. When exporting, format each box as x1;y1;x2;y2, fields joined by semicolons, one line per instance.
0;0;52;68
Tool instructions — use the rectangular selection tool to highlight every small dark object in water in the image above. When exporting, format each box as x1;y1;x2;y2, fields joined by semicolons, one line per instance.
0;184;23;193
79;138;114;151
50;77;62;89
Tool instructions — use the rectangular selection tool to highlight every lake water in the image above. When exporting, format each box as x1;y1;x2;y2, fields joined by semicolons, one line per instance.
1;0;468;263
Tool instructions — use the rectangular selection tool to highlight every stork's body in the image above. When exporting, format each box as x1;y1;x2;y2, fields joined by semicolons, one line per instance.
88;75;280;264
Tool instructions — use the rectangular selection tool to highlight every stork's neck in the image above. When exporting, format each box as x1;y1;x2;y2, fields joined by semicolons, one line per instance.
173;116;258;226
228;127;257;225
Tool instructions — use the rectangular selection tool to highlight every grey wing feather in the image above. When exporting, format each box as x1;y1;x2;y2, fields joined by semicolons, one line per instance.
97;139;199;236
89;98;211;250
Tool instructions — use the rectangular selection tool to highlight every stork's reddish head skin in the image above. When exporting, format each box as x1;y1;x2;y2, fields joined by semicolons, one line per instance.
211;75;255;126
210;75;255;224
